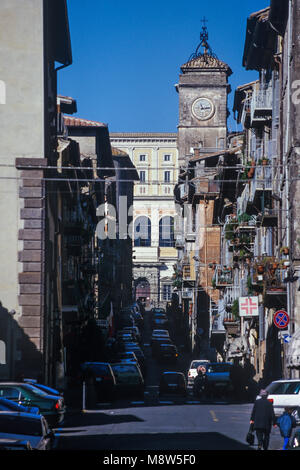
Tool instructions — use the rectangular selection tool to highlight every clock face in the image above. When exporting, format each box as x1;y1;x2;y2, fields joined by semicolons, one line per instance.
192;97;215;121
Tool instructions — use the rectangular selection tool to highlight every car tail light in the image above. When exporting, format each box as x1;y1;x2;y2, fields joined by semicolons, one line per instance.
268;398;274;404
188;371;191;377
54;399;62;410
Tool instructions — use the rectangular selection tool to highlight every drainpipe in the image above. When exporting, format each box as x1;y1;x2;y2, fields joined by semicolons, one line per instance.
284;0;293;376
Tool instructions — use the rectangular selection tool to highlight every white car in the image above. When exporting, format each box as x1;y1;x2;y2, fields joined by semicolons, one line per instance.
187;360;210;386
0;411;54;450
262;379;300;422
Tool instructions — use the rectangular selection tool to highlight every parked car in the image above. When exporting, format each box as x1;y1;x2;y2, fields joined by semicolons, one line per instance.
116;332;135;343
204;362;233;397
132;311;144;328
116;351;140;366
152;337;174;357
159;372;187;397
122;344;146;375
23;379;62;397
151;329;170;345
0;383;65;427
156;343;179;363
152;313;168;328
122;326;141;343
151;308;166;315
261;379;300;422
0;438;33;450
187;359;210;386
80;362;116;401
0;397;39;414
110;363;144;399
0;412;54;450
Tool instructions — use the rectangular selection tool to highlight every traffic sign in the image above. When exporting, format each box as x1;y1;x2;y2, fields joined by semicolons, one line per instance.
273;310;289;329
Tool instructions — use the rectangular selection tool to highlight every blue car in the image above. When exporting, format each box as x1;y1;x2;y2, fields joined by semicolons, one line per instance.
24;379;62;396
0;397;39;414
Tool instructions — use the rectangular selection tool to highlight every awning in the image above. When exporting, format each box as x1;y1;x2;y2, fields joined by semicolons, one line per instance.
286;328;300;368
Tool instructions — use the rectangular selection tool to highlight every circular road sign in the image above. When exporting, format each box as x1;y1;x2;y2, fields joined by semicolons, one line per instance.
273;310;289;329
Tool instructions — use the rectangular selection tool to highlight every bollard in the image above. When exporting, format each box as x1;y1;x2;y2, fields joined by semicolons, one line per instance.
82;381;86;412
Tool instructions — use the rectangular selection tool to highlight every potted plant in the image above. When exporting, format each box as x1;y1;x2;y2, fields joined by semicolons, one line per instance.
262;158;269;166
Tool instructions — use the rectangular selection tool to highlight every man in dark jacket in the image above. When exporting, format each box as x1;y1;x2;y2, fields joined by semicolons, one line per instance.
250;389;276;450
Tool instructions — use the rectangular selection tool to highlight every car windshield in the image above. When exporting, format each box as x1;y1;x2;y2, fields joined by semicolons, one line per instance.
0;416;42;436
112;364;138;375
207;364;231;373
22;384;48;397
266;381;300;395
163;374;182;383
191;361;208;369
83;364;109;375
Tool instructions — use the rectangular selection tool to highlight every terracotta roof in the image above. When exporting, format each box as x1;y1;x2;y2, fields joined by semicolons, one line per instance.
64;116;107;127
189;146;242;163
111;146;129;157
249;7;270;20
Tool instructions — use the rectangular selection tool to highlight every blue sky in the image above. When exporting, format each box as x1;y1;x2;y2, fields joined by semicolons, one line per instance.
59;0;269;133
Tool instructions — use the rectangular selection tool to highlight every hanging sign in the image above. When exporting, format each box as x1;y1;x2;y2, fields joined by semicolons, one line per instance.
273;310;289;329
239;296;259;317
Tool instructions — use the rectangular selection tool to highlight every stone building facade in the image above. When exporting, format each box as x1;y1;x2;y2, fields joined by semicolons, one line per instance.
109;133;178;307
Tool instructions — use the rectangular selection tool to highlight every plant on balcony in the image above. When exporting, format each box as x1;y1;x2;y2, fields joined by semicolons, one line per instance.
238;212;253;225
225;220;238;241
211;278;216;288
232;299;239;320
247;275;254;295
241;161;253;180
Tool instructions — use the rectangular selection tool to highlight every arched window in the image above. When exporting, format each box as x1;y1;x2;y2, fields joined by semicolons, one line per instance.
134;216;151;247
159;216;175;247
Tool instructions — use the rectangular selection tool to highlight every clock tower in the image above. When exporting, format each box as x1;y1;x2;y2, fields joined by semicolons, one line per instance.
176;24;232;166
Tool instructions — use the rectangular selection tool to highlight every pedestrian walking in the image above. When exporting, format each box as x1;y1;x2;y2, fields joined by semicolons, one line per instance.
250;389;277;450
277;407;297;450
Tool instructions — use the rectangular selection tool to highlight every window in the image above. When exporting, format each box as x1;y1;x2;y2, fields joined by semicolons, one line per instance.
139;154;146;162
164;154;171;162
139;170;146;182
164;171;171;183
134;217;151;247
163;284;172;301
159;216;175;247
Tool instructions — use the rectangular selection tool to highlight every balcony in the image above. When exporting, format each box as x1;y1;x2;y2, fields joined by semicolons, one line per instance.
250;85;272;126
192;177;220;201
261;208;278;227
175;234;184;249
214;265;233;288
249;165;272;204
223;285;241;308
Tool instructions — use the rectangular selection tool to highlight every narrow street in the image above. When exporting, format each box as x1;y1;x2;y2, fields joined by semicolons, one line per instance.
55;310;284;452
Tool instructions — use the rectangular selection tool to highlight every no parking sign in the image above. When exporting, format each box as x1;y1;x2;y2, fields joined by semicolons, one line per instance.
273;310;289;329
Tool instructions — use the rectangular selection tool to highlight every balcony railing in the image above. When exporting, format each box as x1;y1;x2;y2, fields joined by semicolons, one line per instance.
250;85;272;124
214;265;233;287
249;165;272;203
